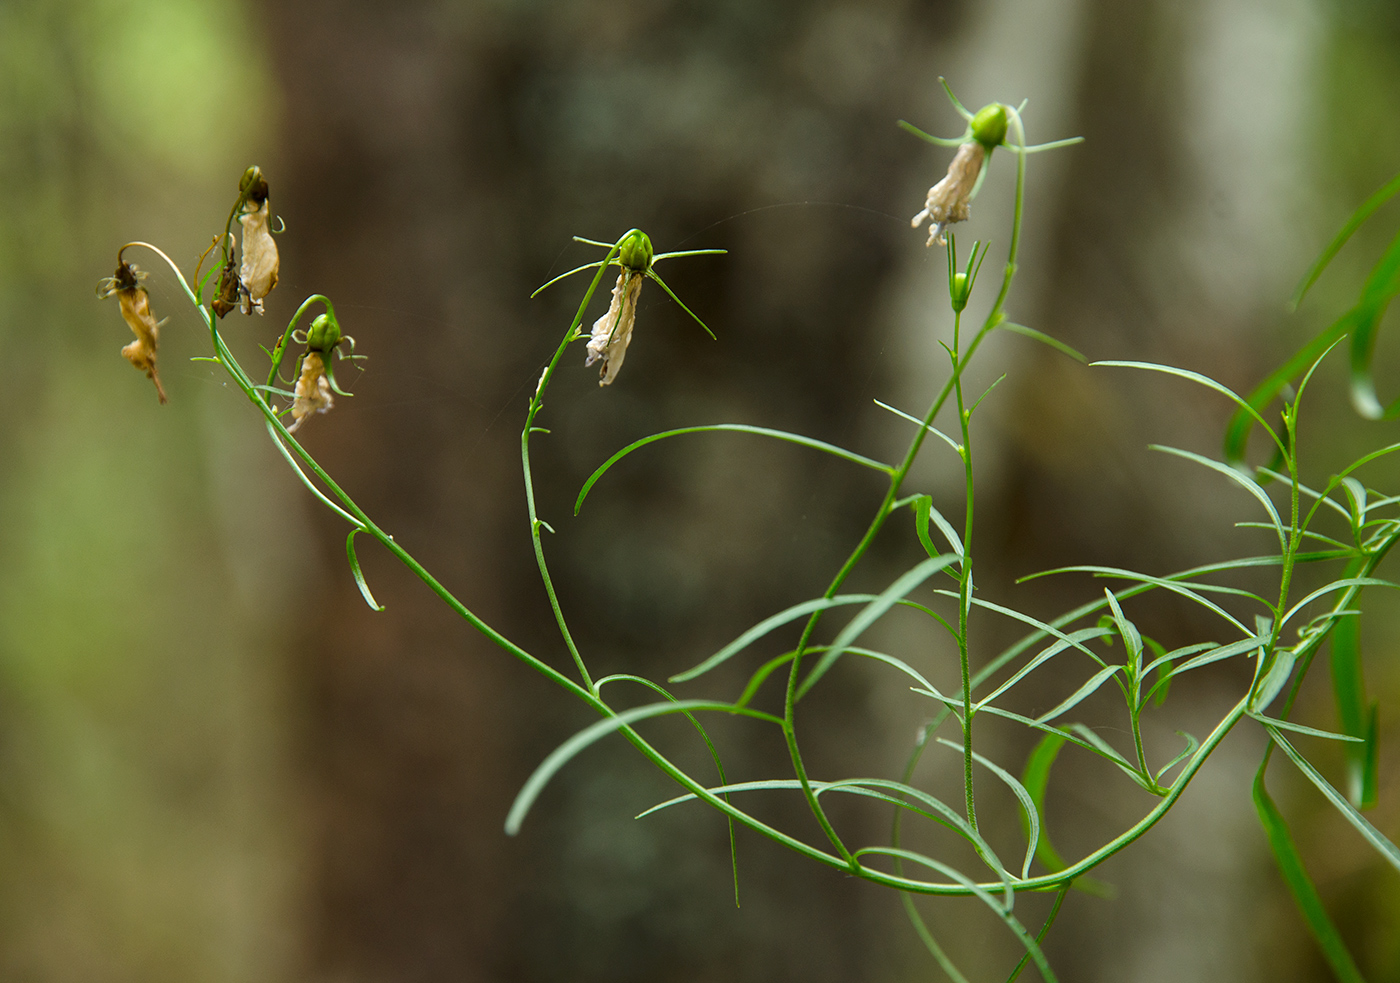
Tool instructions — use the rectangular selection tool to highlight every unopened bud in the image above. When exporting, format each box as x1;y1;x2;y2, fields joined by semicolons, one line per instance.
618;230;653;272
971;103;1008;149
307;312;342;353
239;165;269;203
951;272;971;312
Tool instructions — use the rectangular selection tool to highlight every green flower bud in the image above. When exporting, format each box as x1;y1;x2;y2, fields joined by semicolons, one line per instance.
239;165;269;204
951;271;971;312
970;104;1008;149
307;312;342;353
618;230;654;272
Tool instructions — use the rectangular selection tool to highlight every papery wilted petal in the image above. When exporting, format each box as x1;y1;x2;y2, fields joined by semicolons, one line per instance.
289;352;333;432
585;272;643;387
102;261;167;403
911;141;986;247
238;199;280;314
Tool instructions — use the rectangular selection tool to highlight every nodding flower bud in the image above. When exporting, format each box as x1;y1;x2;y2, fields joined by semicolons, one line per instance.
306;312;342;353
239;165;269;203
617;230;653;272
970;103;1008;149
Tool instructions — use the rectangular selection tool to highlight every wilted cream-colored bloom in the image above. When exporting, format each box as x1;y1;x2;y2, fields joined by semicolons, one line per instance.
585;272;643;386
101;261;167;403
911;141;986;247
238;198;280;314
289;352;333;432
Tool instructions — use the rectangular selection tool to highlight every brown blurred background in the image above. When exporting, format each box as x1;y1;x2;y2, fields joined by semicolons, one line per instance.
1;0;1398;980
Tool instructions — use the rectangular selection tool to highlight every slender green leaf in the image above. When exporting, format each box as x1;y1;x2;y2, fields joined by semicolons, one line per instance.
1331;585;1371;806
671;594;879;683
1247;713;1364;743
1254;766;1366;983
798;555;960;700
1001;322;1086;362
506;700;781;835
577;424;892;513
1347;226;1400;419
876;400;963;458
936;737;1040;878
1036;665;1124;723
1267;725;1400;874
975;627;1112;711
1022;732;1069;873
1152;445;1286;550
857;847;1058;983
1095;360;1283;458
1293;169;1400;308
346;529;385;611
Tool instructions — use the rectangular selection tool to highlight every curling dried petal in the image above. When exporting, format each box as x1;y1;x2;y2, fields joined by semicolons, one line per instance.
585;272;643;386
911;141;985;247
289;352;333;432
238;199;280;314
105;262;167;403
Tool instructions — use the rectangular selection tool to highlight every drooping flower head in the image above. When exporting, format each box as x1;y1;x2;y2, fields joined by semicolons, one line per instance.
531;228;722;388
911;103;1007;247
97;256;167;403
286;309;358;433
585;231;652;386
903;82;1083;249
237;167;280;314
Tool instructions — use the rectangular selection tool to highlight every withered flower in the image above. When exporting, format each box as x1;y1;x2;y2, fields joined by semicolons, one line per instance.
211;249;241;318
286;312;355;433
288;352;333;432
911;141;986;248
98;259;167;403
238;197;279;314
585;271;644;387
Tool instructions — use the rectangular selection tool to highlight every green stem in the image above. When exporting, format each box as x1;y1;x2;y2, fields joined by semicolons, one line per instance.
952;306;978;831
781;113;1030;868
521;239;628;694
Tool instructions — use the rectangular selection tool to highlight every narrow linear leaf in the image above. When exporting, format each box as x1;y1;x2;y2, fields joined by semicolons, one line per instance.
1248;713;1364;743
1293;169;1400;308
1095;360;1282;456
346;529;385;611
937;737;1040;879
1001;322;1086;363
1035;664;1124;724
798;555;960;700
671;594;879;683
1267;726;1400;874
1152;444;1286;549
506;700;779;835
914;494;965;558
1022;732;1069;874
1254;767;1366;983
858;847;1058;982
577;424;892;513
1155;731;1199;785
1331;590;1371;806
876;400;963;457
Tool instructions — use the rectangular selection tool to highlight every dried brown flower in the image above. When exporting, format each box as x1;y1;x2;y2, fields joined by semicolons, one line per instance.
585;272;643;386
238;198;279;314
911;141;986;247
100;260;167;403
288;351;333;432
